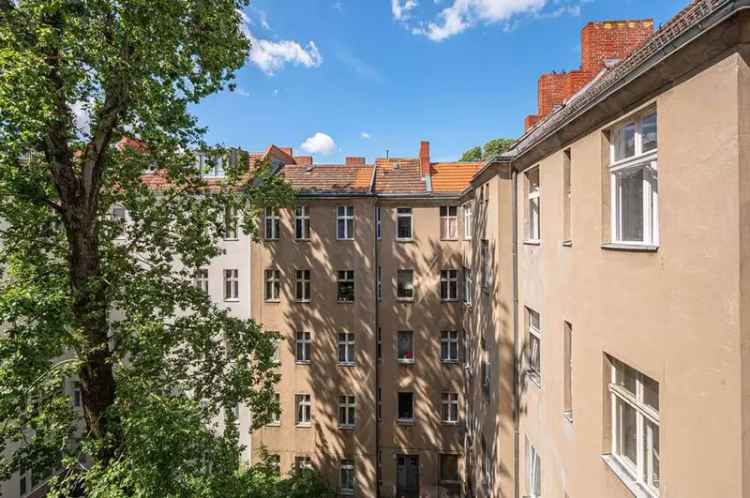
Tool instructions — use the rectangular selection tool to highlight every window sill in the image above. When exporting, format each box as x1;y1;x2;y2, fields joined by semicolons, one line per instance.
295;300;312;304
264;238;279;242
396;238;414;243
396;419;415;426
296;361;311;366
440;238;459;242
396;297;415;303
601;454;656;498
441;299;460;303
397;359;416;365
338;424;356;431
223;238;240;242
295;423;312;429
602;243;659;252
337;300;355;304
224;299;240;303
562;240;573;247
264;300;281;304
523;240;541;246
266;423;281;427
336;238;355;242
338;362;356;368
294;238;311;242
441;421;460;426
441;360;460;365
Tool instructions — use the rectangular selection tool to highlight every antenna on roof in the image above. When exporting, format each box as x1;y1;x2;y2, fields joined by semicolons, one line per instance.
386;149;390;160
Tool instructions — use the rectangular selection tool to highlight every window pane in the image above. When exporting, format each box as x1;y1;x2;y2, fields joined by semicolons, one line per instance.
615;361;638;396
616;167;644;242
398;393;414;419
641;113;657;153
398;331;413;360
616;398;638;467
642;374;659;411
615;122;636;161
646;421;660;490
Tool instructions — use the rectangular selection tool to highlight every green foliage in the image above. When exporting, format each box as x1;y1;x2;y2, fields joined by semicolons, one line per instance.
0;0;296;496
460;137;515;162
240;455;335;498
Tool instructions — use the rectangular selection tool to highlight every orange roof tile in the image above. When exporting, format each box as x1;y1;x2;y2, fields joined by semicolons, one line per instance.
430;162;483;193
280;165;373;194
373;159;426;194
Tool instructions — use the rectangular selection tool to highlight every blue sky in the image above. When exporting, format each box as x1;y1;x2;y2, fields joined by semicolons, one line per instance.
193;0;688;163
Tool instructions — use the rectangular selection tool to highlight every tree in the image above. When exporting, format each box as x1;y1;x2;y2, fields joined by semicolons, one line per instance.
459;146;482;162
460;137;515;162
0;1;294;496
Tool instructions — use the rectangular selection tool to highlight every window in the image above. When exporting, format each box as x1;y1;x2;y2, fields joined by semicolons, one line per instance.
481;241;491;291
269;393;280;425
295;456;313;471
295;270;311;302
397;270;415;300
337;206;354;240
377;328;383;362
609;358;660;496
72;381;82;408
224;269;239;301
563;321;573;420
527;308;541;382
397;392;415;422
396;207;413;240
269;454;281;474
397;330;414;362
526;437;541;498
264;269;280;302
264;208;280;240
440;330;459;363
375;207;382;240
440;454;460;483
526;167;540;241
112;207;127;239
377;266;383;302
464;202;473;240
377;387;382;421
338;395;356;428
224;206;238;240
338;332;355;365
463;268;473;304
340;460;355;495
563;149;572;243
610;110;659;246
441;392;459;423
377;450;383;487
337;270;355;302
198;152;226;178
271;336;281;364
295;331;311;363
193;269;208;293
295;394;311;425
440;270;459;301
440;206;458;240
295;206;310;240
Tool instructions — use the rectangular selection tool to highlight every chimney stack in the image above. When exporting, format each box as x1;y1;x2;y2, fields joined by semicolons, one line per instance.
295;156;313;166
345;157;366;166
419;141;431;178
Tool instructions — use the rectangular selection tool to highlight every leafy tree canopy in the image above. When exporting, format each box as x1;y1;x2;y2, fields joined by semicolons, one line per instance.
460;137;515;162
0;1;296;496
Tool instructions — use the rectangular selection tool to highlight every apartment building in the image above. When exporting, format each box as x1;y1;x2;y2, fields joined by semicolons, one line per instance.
249;146;482;497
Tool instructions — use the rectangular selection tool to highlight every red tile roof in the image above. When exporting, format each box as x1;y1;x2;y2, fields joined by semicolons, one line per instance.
373;158;426;194
431;162;483;193
280;165;373;194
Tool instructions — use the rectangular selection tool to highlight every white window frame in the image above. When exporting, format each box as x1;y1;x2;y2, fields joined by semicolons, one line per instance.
337;206;354;240
295;269;311;302
264;207;280;240
340;460;355;495
527;307;541;383
526;437;541;498
295;206;311;240
464;202;473;240
295;331;312;364
441;392;459;424
295;393;312;426
396;207;413;241
337;331;355;365
397;330;415;363
224;269;239;301
440;269;459;301
337;270;355;302
396;269;415;301
194;268;208;294
198;152;226;178
440;330;460;363
609;109;659;247
440;206;458;240
269;392;280;425
338;395;356;428
464;268;473;305
526;167;541;242
609;359;660;497
271;336;281;365
264;269;280;302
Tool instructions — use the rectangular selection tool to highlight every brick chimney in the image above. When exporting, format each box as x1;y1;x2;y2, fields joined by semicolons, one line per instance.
524;19;653;131
345;157;366;166
279;147;294;157
419;141;431;178
294;156;313;166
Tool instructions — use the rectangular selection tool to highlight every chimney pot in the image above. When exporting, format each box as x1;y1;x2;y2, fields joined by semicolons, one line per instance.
345;157;366;166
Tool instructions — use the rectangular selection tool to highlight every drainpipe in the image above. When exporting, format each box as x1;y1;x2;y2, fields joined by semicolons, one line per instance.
511;168;520;498
373;201;381;498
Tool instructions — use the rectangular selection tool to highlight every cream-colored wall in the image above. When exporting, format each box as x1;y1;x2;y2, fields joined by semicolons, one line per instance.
515;50;745;498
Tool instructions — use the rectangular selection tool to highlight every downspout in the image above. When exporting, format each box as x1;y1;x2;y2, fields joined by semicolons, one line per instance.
371;170;381;498
511;167;520;498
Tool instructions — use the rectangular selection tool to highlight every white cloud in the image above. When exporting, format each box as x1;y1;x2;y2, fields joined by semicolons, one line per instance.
235;87;251;97
335;48;385;83
300;133;337;155
70;100;91;136
395;0;583;42
237;9;323;75
360;132;372;140
392;0;419;21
